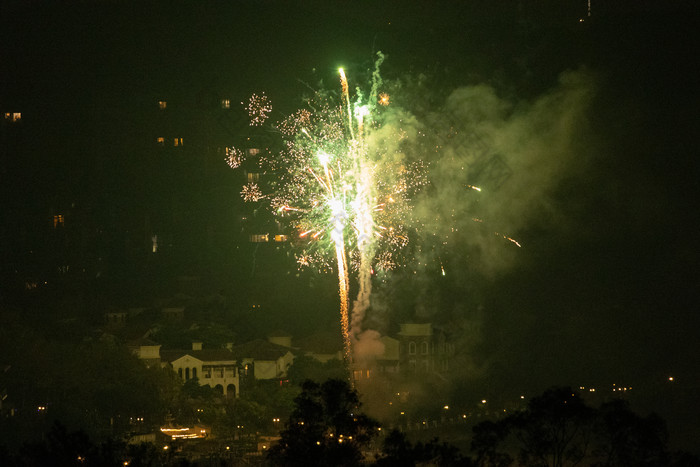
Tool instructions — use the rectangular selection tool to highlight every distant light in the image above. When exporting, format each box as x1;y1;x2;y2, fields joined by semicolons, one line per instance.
668;377;674;381
443;405;449;410
481;399;487;404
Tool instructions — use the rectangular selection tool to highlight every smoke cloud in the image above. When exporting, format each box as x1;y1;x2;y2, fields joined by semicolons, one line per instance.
353;67;596;385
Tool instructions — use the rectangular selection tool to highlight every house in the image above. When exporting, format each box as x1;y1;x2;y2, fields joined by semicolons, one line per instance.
397;323;434;373
131;337;162;368
160;343;240;398
396;323;454;374
297;332;343;363
232;339;295;381
267;330;292;348
105;310;128;326
377;336;400;373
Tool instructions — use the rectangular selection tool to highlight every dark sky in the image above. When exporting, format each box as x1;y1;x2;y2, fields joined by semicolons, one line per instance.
2;0;699;400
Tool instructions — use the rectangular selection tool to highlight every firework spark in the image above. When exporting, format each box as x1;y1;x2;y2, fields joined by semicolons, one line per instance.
230;54;428;373
225;146;245;169
243;92;272;126
241;183;265;202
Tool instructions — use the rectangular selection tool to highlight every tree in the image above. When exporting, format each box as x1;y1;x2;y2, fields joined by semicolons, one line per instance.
470;387;700;467
471;420;513;467
377;429;472;466
267;379;379;467
592;398;669;467
287;355;348;385
509;387;595;467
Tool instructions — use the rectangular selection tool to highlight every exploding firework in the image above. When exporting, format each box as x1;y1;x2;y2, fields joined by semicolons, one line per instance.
241;183;264;202
243;92;272;126
230;53;426;370
225;146;245;169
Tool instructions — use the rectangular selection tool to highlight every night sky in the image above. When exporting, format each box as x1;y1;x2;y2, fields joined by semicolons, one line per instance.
2;0;699;441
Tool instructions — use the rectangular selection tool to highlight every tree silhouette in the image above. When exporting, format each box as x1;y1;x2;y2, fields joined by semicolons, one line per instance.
471;386;699;467
592;398;669;467
509;387;595;467
377;429;473;466
267;379;379;467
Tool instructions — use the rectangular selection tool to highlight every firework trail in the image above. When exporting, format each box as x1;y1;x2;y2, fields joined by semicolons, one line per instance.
228;53;427;373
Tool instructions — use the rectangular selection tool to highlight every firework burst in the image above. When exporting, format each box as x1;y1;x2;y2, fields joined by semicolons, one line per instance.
243;92;272;126
225;146;245;169
241;183;265;202
230;53;427;372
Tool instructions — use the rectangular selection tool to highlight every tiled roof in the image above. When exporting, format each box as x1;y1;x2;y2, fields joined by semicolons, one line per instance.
232;339;294;361
161;349;236;364
130;337;160;347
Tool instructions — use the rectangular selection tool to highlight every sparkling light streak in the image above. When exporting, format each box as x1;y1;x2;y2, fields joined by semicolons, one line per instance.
228;54;429;373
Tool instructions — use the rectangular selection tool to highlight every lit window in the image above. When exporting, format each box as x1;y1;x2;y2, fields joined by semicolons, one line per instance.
249;234;269;243
53;214;64;228
174;138;183;147
221;99;230;109
156;137;165;146
247;172;260;183
3;113;9;119
274;235;288;242
158;101;167;110
12;112;21;122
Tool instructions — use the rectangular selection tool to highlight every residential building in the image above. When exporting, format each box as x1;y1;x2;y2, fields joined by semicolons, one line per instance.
161;343;240;398
232;339;295;381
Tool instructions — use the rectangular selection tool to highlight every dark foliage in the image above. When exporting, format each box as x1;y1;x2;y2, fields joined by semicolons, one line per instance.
376;429;473;467
266;379;379;467
470;386;699;467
